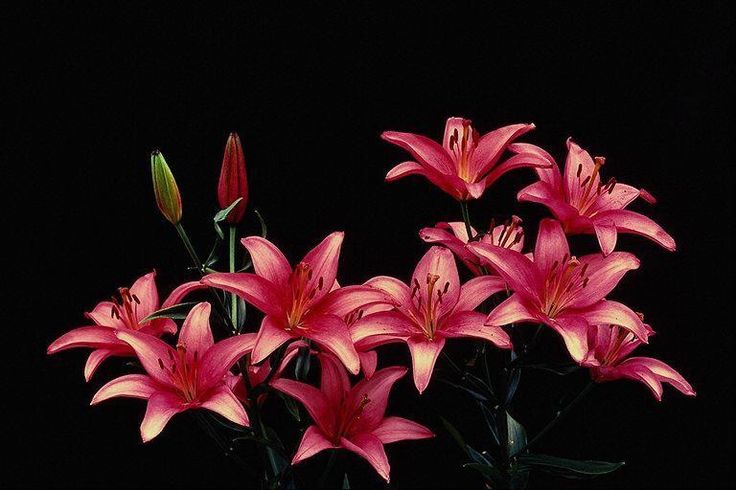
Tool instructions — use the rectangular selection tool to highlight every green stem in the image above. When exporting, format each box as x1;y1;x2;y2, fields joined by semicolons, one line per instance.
229;225;238;326
459;200;473;240
174;222;235;332
513;381;596;456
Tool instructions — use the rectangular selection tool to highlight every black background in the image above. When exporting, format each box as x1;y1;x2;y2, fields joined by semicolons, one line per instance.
3;1;734;488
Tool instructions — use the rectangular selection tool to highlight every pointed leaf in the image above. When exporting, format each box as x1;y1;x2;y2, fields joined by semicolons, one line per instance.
464;463;505;486
518;454;625;479
506;412;527;458
141;302;199;322
214;198;244;239
254;208;268;238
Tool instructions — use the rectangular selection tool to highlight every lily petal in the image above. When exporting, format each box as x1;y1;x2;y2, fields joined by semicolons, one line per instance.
616;357;696;400
411;247;460;318
305;314;360;375
350;311;415;343
595;209;676;252
470;123;535;180
130;271;160;320
202;272;286;317
485;294;539;327
593;219;619;256
455;275;507;312
140;391;186;442
535;219;570;276
292;425;335;464
200;384;250;427
571;252;640;308
271;378;333;435
251;316;293;365
468;243;540;300
115;330;177;386
84;348;117;382
549;315;591;364
178;302;214;362
373;416;434;444
241;236;292;286
301;232;345;303
91;374;159;405
407;337;446;394
349;366;408;432
382;130;455;174
341;433;391;482
47;326;120;354
359;350;378;379
198;333;257;390
319;353;351;407
313;285;395;318
443;311;512;349
579;300;650;342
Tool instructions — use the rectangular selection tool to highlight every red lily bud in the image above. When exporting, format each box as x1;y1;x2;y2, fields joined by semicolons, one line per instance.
150;150;182;225
218;132;249;224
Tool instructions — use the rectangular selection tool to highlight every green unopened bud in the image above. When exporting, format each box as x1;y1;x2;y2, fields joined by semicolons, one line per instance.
150;150;182;225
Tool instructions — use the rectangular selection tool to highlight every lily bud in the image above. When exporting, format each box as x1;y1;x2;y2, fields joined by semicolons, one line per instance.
150;150;183;225
217;132;249;224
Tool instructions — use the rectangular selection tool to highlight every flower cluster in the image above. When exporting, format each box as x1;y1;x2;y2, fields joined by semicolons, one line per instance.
49;119;694;487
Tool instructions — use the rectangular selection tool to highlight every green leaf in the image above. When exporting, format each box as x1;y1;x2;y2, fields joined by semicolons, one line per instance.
478;403;501;447
440;416;468;454
518;454;625;479
213;198;244;239
341;473;350;490
506;412;527;458
141;302;198;322
254;208;268;238
438;378;490;402
235;297;247;332
281;394;301;422
204;237;222;268
294;346;312;381
519;362;580;376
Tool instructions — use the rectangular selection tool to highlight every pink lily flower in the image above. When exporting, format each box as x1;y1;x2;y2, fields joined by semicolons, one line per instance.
91;302;255;442
272;355;434;482
227;341;303;405
420;216;525;275
47;271;205;381
468;219;651;364
584;323;695;401
202;233;392;374
382;117;544;201
514;138;676;255
350;246;512;393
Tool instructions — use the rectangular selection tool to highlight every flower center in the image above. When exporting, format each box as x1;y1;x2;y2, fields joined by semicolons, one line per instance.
448;121;479;182
488;216;524;248
157;344;199;402
542;255;590;317
335;393;371;442
286;262;325;330
110;287;142;330
411;273;450;340
573;156;617;215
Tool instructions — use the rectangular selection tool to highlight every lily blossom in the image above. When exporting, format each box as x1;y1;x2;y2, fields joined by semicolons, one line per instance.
351;246;512;393
469;219;651;364
272;355;434;482
584;323;695;401
47;271;205;381
91;302;255;442
382;117;544;201
514;139;675;255
228;341;303;405
202;233;392;374
420;216;525;275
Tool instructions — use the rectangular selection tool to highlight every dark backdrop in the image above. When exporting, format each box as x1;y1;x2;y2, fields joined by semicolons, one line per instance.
4;1;733;488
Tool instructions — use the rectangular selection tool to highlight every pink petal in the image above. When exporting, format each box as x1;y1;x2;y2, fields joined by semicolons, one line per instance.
481;147;551;189
299;232;345;305
616;357;695;400
350;310;415;343
178;302;214;363
443;311;512;349
115;330;177;386
198;333;257;390
202;272;286;317
517;181;580;222
590;183;641;212
271;378;334;435
372;416;434;444
305;314;360;375
251;315;293;364
407;337;445;394
411;247;460;318
84;348;116;382
570;252;640;309
130;271;160;320
534;219;570;276
91;374;159;405
47;326;121;354
595;209;676;252
579;300;651;342
161;280;207;308
563;138;600;205
241;236;292;286
318;352;351;407
313;285;395;318
592;219;618;256
349;366;408;433
365;276;414;310
467;243;540;301
382;130;455;174
140;391;186;442
385;159;466;200
419;223;482;274
200;384;250;427
509;142;561;188
455;275;507;312
85;301;126;329
485;294;539;326
385;161;425;181
292;425;335;464
359;350;378;379
341;433;391;482
548;314;591;363
470;123;535;180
